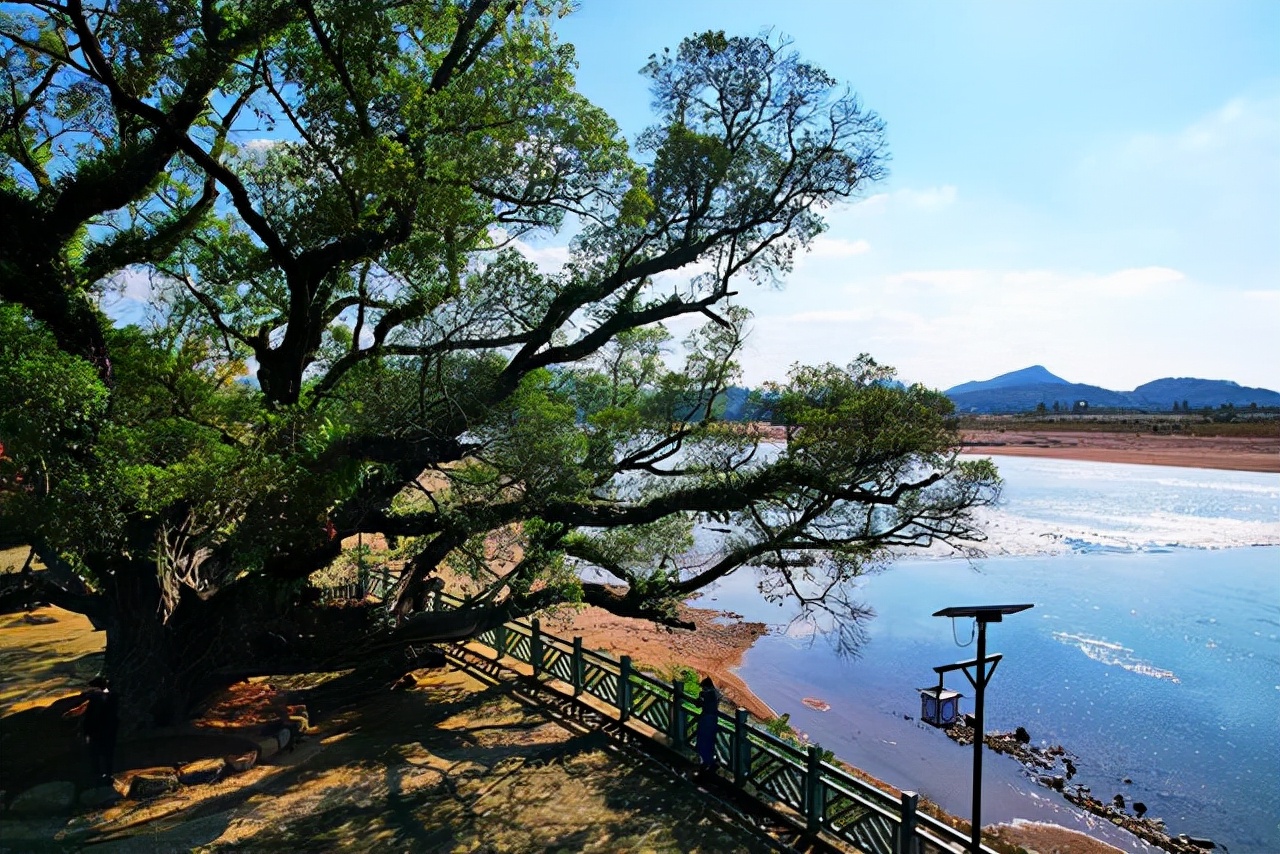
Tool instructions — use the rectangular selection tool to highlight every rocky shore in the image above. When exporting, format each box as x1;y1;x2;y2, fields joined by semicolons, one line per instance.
946;720;1224;854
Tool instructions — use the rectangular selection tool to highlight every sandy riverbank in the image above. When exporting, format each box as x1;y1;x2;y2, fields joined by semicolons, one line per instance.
962;430;1280;473
541;599;774;720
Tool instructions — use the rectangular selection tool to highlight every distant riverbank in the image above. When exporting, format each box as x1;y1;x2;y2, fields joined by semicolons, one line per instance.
962;429;1280;472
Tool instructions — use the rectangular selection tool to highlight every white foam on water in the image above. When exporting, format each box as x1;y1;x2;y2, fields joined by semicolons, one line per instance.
967;508;1280;555
1052;631;1180;683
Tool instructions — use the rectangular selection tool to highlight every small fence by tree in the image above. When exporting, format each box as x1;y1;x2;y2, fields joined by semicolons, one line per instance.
440;593;992;854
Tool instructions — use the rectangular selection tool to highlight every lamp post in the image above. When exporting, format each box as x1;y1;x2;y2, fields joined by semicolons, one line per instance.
932;604;1033;854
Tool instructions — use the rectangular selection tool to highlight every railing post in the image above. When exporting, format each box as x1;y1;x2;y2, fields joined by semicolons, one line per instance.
530;618;542;676
619;655;632;722
668;679;684;745
805;744;823;832
733;708;749;786
494;623;506;661
572;637;584;696
896;790;919;854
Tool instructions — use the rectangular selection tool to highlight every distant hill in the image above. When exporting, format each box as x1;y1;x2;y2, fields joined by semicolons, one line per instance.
945;365;1068;396
1127;378;1280;410
944;368;1280;413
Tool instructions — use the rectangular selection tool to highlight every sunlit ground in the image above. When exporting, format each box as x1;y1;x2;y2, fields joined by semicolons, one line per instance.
0;602;770;853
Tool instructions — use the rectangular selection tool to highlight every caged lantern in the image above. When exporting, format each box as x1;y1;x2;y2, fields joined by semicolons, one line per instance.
918;684;963;728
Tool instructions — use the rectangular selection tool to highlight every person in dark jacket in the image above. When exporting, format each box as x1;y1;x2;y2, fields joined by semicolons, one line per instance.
66;676;119;783
695;676;721;777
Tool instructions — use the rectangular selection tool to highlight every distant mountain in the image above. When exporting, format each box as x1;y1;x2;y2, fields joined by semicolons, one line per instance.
1127;378;1280;410
944;368;1280;413
945;365;1067;396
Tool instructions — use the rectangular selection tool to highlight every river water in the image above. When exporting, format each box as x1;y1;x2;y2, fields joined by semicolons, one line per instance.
698;457;1280;853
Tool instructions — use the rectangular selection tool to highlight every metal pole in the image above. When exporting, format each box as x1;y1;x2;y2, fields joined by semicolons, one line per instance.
970;619;987;854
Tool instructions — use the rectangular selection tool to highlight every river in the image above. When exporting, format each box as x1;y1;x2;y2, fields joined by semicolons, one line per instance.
702;457;1280;853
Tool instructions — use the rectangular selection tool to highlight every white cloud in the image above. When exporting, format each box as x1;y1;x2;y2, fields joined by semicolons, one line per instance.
852;185;959;215
896;185;958;210
1070;91;1280;289
494;228;571;273
805;237;871;259
738;264;1280;392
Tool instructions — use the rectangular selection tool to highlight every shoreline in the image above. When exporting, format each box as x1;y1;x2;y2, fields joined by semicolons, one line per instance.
542;599;775;720
961;429;1280;473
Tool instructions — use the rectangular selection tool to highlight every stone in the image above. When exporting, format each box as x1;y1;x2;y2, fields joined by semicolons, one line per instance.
1014;726;1031;744
276;726;292;751
226;751;257;773
1133;801;1148;818
1113;793;1126;809
78;785;120;808
125;768;180;799
9;781;76;814
177;758;226;785
255;736;279;760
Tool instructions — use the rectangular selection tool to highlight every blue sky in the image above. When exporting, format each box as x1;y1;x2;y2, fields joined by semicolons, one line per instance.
550;0;1280;391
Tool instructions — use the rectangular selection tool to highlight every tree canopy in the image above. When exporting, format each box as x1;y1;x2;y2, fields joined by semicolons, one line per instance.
1;1;997;726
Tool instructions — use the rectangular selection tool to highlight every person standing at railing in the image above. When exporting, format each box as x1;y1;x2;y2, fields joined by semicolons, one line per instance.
695;676;720;778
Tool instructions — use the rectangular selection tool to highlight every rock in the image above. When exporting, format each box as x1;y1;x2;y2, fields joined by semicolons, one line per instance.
9;781;76;814
276;726;292;751
225;751;257;773
1134;801;1148;818
124;768;179;799
1014;726;1031;744
177;758;226;785
78;785;120;807
413;646;447;668
1122;776;1133;784
20;613;57;625
1051;775;1065;791
256;735;279;760
1113;793;1126;809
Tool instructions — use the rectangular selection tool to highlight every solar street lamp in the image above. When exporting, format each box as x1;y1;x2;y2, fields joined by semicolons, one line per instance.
932;603;1033;854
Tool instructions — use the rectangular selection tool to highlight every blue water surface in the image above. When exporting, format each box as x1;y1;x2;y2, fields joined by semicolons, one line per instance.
699;458;1280;853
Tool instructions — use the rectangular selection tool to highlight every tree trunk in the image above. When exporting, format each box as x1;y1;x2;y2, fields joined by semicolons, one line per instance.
100;568;217;730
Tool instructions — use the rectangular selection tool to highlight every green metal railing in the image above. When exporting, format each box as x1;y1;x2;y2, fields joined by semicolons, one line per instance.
439;593;990;854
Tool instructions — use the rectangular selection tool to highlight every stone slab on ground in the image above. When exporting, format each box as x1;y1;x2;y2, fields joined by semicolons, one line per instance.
8;780;76;814
224;750;256;773
254;736;278;760
78;784;121;808
177;758;226;785
118;767;179;799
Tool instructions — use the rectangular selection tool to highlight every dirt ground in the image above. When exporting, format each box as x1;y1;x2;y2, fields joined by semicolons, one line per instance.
962;429;1280;472
0;607;773;854
542;601;773;720
0;604;1137;854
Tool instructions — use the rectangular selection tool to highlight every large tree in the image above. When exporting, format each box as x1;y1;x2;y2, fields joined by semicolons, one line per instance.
1;2;998;727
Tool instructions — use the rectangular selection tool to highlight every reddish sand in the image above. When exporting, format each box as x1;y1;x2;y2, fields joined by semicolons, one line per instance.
963;430;1280;473
541;601;773;720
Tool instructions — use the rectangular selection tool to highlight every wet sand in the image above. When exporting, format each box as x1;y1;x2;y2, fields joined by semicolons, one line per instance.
962;430;1280;473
